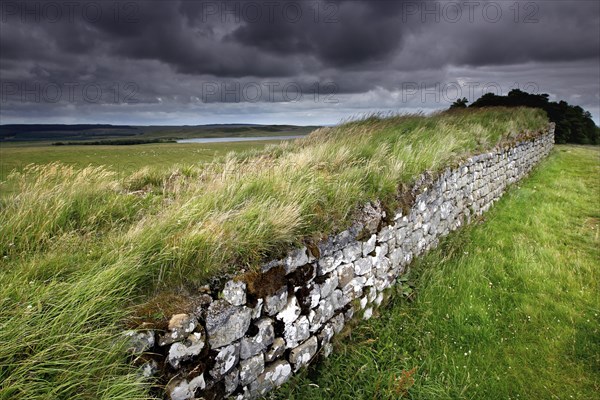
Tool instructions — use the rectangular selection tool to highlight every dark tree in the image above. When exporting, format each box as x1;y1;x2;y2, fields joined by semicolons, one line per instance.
450;97;469;109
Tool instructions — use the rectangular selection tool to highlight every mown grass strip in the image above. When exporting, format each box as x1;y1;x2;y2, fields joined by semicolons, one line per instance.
274;145;599;400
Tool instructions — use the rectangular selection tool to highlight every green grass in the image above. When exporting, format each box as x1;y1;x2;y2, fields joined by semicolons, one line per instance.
0;108;549;399
0;140;285;183
274;145;600;400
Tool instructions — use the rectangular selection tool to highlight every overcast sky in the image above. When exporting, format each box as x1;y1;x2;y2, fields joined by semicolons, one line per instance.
1;0;599;125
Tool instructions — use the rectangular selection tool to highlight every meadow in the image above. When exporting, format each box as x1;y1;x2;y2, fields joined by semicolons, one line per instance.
2;108;579;399
0;140;283;184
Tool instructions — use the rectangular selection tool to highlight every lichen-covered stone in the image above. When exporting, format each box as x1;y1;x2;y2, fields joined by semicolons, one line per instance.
319;273;338;298
265;337;286;362
336;263;355;288
330;289;351;310
123;330;155;354
354;257;372;276
159;314;198;346
223;368;239;396
284;247;309;274
251;298;263;320
317;323;334;346
139;359;158;378
240;318;274;360
239;353;265;386
276;295;301;325
359;296;368;310
322;342;334;358
289;336;318;371
264;286;288;316
306;284;321;309
342;241;362;263
362;234;377;256
284;315;310;349
249;360;292;397
377;225;395;242
209;342;240;380
168;331;205;369
330;313;345;334
167;375;205;400
318;251;343;275
342;276;367;300
206;301;251;349
222;280;247;306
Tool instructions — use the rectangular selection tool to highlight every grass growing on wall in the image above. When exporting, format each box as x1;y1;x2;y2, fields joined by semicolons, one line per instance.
0;108;547;399
274;145;600;399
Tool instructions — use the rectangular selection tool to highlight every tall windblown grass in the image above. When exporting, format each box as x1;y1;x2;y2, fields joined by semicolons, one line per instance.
0;108;548;399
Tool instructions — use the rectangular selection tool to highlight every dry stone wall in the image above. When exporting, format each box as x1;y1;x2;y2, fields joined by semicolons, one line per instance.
125;127;555;400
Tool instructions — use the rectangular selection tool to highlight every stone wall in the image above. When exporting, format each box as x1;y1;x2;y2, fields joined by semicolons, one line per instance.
125;126;554;400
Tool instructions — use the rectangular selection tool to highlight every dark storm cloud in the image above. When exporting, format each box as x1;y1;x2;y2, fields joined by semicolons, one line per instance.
0;0;598;124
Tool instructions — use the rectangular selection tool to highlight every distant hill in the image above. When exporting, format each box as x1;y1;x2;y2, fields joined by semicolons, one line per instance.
0;124;319;143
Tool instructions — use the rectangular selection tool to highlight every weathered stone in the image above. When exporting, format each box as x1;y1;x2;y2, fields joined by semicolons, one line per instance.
330;289;351;310
362;234;377;256
306;283;321;309
222;280;247;306
342;276;367;300
388;248;403;267
373;293;383;307
289;336;318;371
330;313;345;334
396;226;408;245
239;353;265;386
354;257;372;276
249;360;292;397
209;342;240;380
318;323;334;345
167;375;205;400
251;298;263;320
367;287;377;303
315;295;336;323
283;315;310;348
373;256;391;278
264;286;288;316
307;308;322;332
206;301;252;349
123;330;155;354
240;318;274;360
264;337;286;362
168;331;205;369
377;225;395;242
319;273;338;298
284;247;309;274
139;359;158;378
318;250;343;275
322;342;334;358
374;243;388;259
276;295;301;325
159;314;198;346
223;368;239;396
342;241;362;263
360;202;383;233
363;307;373;320
359;296;368;309
337;263;355;288
344;307;354;321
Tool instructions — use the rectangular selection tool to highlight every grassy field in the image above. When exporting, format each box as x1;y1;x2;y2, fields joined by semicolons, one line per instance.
0;140;286;183
274;145;600;400
0;108;551;399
